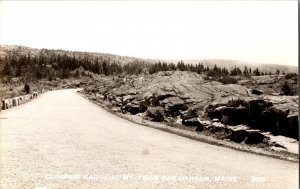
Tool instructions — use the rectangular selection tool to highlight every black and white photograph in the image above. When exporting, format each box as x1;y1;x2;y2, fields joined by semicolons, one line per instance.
0;0;298;188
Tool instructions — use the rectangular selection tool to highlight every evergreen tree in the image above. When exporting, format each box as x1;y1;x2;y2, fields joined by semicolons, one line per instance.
253;68;260;76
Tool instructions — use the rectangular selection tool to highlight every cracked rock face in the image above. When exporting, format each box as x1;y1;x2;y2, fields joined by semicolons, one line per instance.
86;71;251;114
208;97;298;139
83;71;298;144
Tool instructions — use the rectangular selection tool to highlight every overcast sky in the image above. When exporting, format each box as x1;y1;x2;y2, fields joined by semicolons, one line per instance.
0;1;298;66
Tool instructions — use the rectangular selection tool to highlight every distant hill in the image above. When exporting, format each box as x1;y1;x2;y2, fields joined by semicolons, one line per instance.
0;45;146;64
0;45;297;74
187;59;298;74
160;59;297;74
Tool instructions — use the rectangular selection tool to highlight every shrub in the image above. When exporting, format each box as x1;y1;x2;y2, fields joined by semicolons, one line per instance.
24;83;30;94
227;98;248;107
281;82;292;95
185;104;204;118
166;117;178;127
218;76;238;84
146;107;165;122
74;69;80;78
285;73;298;80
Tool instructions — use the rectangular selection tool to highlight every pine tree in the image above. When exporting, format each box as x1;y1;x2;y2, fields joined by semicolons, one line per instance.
253;68;260;76
243;66;249;76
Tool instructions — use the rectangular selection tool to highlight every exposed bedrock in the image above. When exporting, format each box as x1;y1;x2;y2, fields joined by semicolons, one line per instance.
207;97;298;139
83;71;298;141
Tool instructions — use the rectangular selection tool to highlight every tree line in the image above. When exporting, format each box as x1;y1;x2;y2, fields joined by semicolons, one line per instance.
0;48;286;83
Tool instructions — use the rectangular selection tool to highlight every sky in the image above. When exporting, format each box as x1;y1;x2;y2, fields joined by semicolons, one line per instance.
0;1;298;66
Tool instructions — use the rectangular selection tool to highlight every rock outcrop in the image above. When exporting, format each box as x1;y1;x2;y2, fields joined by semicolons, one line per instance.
82;71;298;149
207;96;298;139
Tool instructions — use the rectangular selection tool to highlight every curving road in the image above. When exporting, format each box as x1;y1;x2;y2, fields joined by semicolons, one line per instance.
0;89;298;189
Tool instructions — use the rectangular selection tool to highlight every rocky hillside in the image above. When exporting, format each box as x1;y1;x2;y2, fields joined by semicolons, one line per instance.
82;71;298;153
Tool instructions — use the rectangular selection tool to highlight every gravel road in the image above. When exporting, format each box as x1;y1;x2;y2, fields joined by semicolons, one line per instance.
0;89;298;189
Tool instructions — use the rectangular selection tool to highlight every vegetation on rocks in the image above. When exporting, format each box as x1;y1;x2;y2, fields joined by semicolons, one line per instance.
81;70;298;154
281;82;293;95
146;107;165;122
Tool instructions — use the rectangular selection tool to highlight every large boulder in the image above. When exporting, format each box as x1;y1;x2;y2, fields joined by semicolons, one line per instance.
286;113;298;139
210;106;249;125
230;125;249;143
143;89;177;106
160;97;188;117
122;100;146;115
253;107;288;133
182;118;204;132
245;130;266;144
206;105;226;120
140;92;154;106
221;107;249;125
123;103;140;114
154;89;176;101
207;122;232;139
205;102;227;117
146;107;165;122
